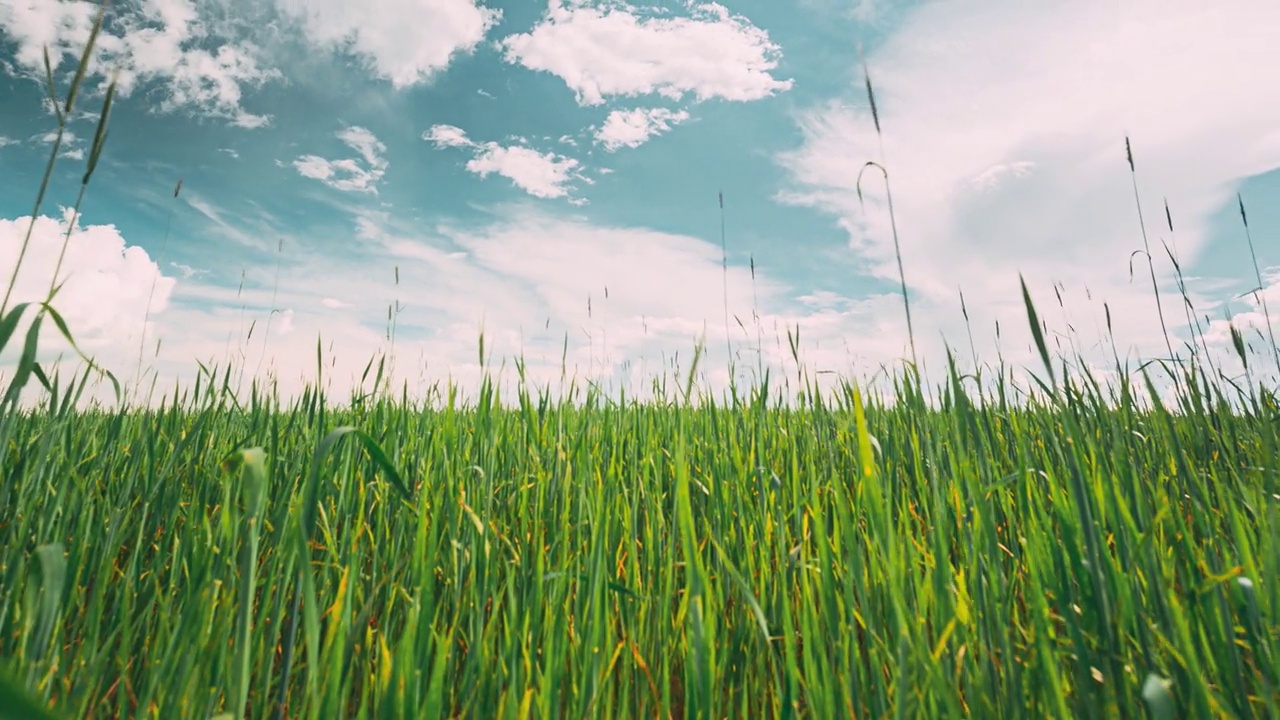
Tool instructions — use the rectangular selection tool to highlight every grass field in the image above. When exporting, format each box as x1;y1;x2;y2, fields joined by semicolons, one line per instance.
2;7;1279;718
2;351;1280;719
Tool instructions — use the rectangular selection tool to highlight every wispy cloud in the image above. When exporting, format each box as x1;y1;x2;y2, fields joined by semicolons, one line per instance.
169;261;207;279
182;192;276;250
293;126;389;194
31;129;85;159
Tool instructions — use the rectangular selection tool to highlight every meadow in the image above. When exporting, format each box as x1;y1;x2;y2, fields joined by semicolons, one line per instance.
2;7;1278;719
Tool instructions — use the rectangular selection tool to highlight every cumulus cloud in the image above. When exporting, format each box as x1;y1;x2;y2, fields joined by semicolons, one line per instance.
595;107;690;151
0;209;176;353
0;0;277;126
501;1;792;106
294;126;388;193
466;145;583;200
0;0;503;124
272;0;501;88
776;0;1280;382
424;124;584;200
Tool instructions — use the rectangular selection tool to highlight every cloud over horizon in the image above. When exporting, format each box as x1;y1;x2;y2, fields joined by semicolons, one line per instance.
777;0;1280;382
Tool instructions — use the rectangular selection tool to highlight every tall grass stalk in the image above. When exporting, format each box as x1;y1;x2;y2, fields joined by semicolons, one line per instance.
252;237;286;382
1124;137;1179;377
133;178;181;397
0;1;108;317
856;46;919;375
1235;193;1280;380
718;191;732;364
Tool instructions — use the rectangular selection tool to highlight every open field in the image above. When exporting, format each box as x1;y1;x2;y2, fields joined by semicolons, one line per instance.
1;355;1279;719
2;6;1278;718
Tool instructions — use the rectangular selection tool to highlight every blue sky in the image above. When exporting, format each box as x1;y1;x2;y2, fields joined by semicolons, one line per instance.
1;0;1279;405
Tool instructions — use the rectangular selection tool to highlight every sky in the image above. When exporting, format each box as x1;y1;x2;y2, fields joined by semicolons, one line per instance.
1;0;1280;407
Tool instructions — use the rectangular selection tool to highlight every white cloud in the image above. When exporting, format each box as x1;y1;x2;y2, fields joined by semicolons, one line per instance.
445;211;777;321
335;126;385;169
272;0;501;88
501;1;792;106
424;124;584;200
0;209;176;353
31;129;85;159
294;126;388;193
595;107;690;151
0;204;871;408
0;0;278;126
1200;268;1280;382
0;202;1025;411
467;145;583;199
776;0;1280;383
424;124;472;148
232;110;272;129
0;135;16;148
0;0;501;125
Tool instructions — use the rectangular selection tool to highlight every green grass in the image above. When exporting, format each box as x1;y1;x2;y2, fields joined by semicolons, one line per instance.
1;5;1279;718
0;352;1278;718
